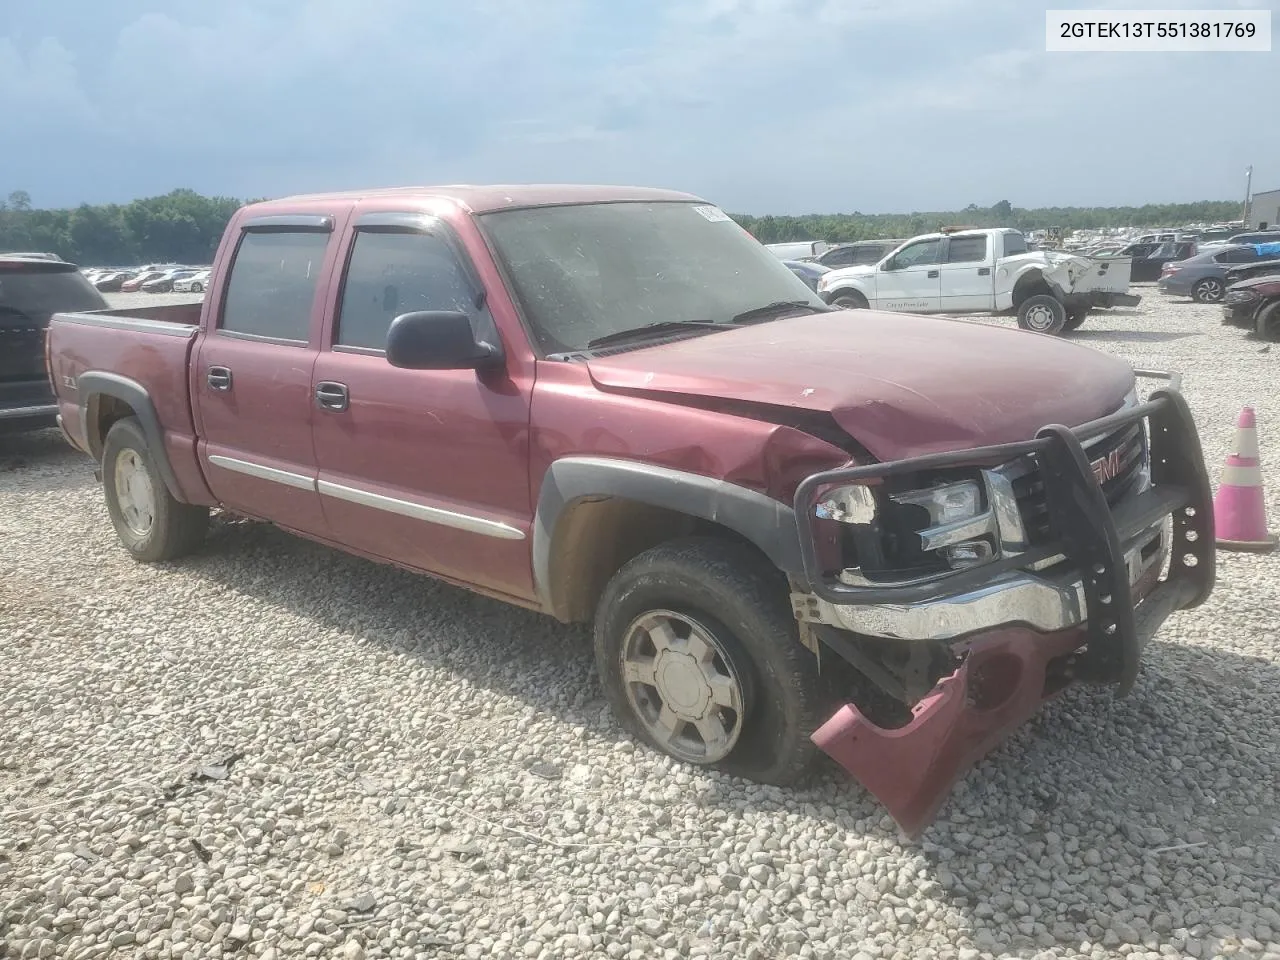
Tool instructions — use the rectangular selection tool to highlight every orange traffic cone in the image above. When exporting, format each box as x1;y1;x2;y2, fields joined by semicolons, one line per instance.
1213;406;1277;552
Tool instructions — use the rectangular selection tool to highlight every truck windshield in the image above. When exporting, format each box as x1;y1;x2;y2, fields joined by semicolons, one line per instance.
479;201;826;354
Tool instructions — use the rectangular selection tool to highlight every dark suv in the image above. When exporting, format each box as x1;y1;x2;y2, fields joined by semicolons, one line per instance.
1;256;108;434
812;239;906;268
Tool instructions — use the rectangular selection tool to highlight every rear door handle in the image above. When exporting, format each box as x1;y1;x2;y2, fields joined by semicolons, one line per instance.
927;270;940;278
978;267;991;276
207;366;233;391
315;381;349;412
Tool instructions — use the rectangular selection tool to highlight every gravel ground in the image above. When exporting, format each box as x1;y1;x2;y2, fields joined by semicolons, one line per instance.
2;287;1278;960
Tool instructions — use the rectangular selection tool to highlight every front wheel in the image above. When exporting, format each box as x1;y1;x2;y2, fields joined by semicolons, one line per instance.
1017;294;1067;335
102;417;209;562
594;538;826;785
1193;277;1225;304
1257;301;1280;341
830;291;868;310
190;282;203;293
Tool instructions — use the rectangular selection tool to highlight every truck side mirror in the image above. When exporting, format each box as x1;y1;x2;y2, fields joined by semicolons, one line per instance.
385;310;502;371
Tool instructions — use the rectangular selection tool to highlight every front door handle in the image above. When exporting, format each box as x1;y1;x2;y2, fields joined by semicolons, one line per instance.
978;267;991;276
315;381;349;412
207;366;233;391
927;270;940;278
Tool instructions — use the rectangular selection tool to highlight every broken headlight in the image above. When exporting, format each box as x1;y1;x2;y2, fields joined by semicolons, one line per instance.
815;475;1003;584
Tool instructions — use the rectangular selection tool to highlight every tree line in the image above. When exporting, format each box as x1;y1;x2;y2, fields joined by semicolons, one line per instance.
733;199;1244;244
0;189;248;266
0;189;1245;264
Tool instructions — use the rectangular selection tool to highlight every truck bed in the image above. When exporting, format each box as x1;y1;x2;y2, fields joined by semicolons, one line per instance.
47;303;212;504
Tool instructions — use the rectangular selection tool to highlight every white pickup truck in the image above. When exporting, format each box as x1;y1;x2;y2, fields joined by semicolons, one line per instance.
815;227;1140;335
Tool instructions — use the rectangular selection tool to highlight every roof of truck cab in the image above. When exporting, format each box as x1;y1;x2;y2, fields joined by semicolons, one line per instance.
251;184;705;215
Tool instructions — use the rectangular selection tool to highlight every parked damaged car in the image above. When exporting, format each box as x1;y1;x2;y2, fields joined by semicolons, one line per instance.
46;185;1216;835
1158;243;1280;303
1222;273;1280;339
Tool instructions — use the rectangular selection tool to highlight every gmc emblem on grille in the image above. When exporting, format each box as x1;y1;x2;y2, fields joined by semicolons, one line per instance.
1091;448;1123;484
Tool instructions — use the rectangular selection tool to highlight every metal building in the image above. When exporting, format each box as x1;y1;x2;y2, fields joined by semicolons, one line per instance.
1251;187;1280;229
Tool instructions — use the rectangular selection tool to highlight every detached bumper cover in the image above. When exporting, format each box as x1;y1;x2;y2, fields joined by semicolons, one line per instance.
794;382;1215;834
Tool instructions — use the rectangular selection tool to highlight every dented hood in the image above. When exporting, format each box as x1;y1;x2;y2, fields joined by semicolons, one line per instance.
585;310;1134;461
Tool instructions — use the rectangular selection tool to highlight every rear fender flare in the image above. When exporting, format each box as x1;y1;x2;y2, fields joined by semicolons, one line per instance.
532;456;804;612
78;371;182;499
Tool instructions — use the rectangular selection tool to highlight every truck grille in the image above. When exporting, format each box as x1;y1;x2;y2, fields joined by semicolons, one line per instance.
1010;422;1148;544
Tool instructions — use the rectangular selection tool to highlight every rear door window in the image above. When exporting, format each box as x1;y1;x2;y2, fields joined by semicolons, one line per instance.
1215;248;1256;264
220;231;331;343
944;235;988;263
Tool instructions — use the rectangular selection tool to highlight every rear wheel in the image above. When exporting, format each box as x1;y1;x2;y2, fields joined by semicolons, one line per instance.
1193;277;1225;303
594;537;826;785
1016;294;1067;335
1063;306;1091;331
102;417;208;562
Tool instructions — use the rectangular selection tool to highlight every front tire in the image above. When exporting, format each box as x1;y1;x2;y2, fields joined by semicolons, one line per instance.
102;417;208;562
1017;294;1067;335
1257;301;1280;341
1193;277;1225;304
594;538;826;786
190;282;203;293
830;290;868;310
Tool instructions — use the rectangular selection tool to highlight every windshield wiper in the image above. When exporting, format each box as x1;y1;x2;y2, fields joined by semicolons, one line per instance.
729;300;831;324
585;320;735;351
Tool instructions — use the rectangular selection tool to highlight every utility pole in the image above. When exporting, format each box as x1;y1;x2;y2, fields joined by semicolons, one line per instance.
1243;165;1253;227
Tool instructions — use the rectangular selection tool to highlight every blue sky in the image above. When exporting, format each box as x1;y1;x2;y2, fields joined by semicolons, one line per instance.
2;0;1276;213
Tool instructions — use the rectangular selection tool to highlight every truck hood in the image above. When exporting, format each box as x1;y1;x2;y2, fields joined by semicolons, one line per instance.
585;310;1135;461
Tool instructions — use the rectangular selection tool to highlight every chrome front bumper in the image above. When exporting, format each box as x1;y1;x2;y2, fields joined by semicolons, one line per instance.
793;521;1168;642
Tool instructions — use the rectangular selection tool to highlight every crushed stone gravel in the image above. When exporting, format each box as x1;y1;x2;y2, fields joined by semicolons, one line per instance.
1;287;1278;959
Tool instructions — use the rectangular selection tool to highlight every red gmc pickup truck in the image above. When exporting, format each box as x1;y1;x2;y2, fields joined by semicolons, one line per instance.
47;185;1216;835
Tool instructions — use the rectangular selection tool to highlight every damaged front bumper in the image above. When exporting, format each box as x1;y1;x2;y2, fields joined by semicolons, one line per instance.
790;377;1215;836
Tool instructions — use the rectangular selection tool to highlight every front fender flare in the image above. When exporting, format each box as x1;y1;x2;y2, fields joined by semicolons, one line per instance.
78;371;183;500
532;456;804;611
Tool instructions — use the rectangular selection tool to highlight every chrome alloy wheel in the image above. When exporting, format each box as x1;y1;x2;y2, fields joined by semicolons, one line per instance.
114;449;156;537
619;609;746;764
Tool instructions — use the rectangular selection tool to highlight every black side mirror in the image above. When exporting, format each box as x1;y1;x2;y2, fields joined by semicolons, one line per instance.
385;311;501;371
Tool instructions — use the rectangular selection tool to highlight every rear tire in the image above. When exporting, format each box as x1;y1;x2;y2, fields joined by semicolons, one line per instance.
102;417;208;562
1192;277;1225;304
1063;306;1091;331
594;537;826;786
1017;294;1067;335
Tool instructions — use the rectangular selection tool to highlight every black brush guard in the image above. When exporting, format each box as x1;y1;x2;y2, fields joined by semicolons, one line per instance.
793;374;1215;694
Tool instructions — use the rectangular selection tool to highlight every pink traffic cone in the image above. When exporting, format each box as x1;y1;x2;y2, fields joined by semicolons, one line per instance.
1213;406;1277;552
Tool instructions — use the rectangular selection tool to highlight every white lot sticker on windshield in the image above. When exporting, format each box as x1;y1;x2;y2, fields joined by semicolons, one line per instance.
693;205;732;222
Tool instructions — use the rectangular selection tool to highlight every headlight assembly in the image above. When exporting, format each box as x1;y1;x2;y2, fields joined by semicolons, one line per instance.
815;475;1006;584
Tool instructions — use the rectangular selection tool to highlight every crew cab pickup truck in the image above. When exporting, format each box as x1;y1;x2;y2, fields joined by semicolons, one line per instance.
47;186;1215;835
817;227;1140;335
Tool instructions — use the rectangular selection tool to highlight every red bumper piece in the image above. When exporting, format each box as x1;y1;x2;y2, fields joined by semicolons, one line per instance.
812;628;1085;838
